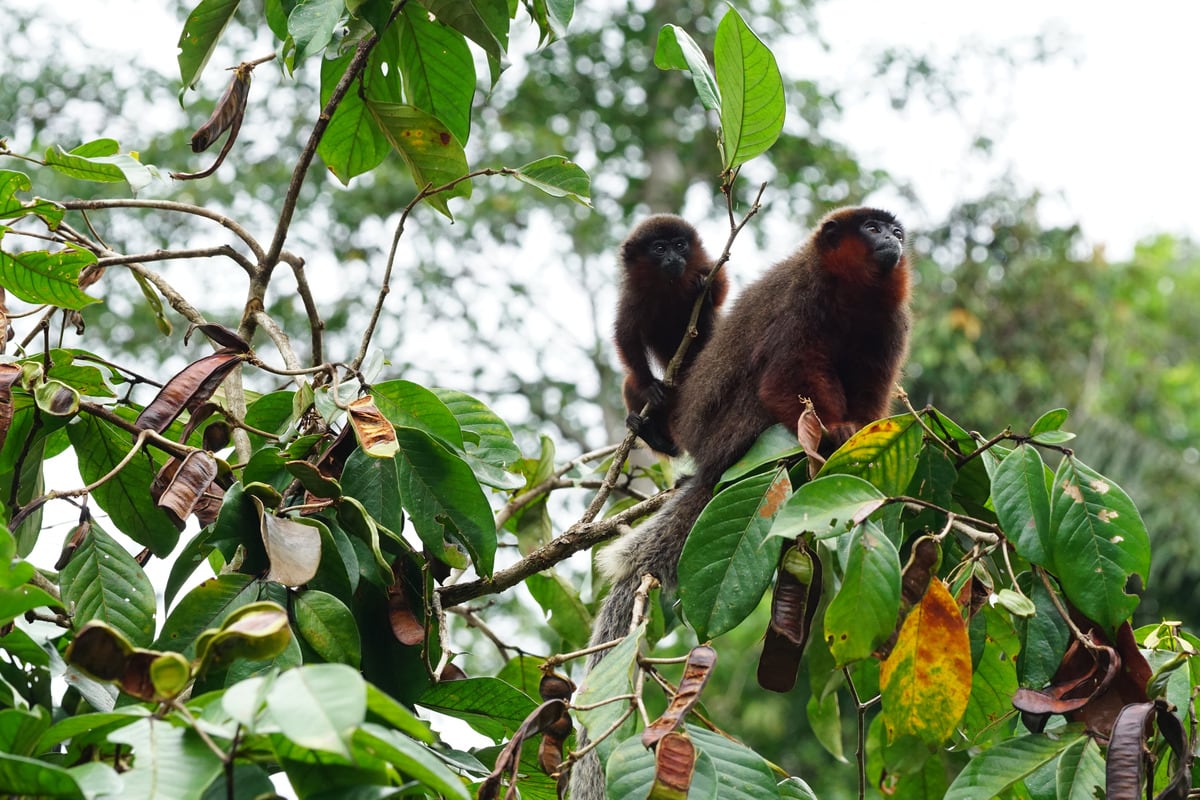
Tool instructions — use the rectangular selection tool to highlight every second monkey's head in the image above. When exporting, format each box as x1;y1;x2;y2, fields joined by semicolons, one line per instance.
621;214;702;281
816;206;907;278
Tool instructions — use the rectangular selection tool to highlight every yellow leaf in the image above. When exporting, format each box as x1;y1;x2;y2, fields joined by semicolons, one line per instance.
879;579;972;744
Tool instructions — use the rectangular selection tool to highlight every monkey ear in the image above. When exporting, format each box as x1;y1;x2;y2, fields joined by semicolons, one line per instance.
818;218;841;242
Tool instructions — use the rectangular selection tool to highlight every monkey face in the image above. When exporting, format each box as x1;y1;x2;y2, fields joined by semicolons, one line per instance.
860;218;905;271
649;236;690;278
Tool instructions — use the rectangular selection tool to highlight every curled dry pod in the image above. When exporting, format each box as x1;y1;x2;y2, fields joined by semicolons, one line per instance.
539;672;575;702
757;540;822;693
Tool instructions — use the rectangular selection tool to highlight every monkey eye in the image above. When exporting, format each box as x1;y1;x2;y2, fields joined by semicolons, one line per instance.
673;239;688;252
651;242;667;254
864;222;880;233
892;227;904;240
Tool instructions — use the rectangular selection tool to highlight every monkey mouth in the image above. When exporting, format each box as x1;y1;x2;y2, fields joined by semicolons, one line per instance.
873;243;902;270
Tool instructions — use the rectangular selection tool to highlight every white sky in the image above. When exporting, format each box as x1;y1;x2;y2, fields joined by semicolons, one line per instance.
800;1;1200;259
13;1;1199;259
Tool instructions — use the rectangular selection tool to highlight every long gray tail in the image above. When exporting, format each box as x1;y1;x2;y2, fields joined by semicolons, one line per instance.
569;478;713;799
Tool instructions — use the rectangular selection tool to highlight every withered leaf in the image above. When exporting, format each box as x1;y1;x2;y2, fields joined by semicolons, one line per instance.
136;350;245;433
387;582;425;646
479;700;568;800
1106;699;1190;800
0;362;21;452
347;395;399;457
252;496;321;586
642;645;717;747
152;450;219;527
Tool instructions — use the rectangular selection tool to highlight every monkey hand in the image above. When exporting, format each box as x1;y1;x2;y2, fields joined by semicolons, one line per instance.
645;379;668;408
824;422;861;449
626;412;680;456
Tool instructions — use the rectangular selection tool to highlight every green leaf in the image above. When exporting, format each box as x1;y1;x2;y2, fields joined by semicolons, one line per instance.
713;6;784;170
820;415;923;496
1055;736;1105;800
575;622;645;760
287;0;344;62
371;379;463;449
689;726;781;800
66;415;180;557
59;520;157;648
44;144;154;192
606;733;719;800
771;474;886;541
431;387;520;464
365;684;435;743
110;718;224;800
720;424;804;485
0;243;100;309
1030;408;1069;436
0;752;84;799
992;445;1052;569
177;0;241;92
943;732;1084;800
394;427;496;576
342;446;405;536
294;590;361;666
823;525;900;666
266;664;366;758
512;156;592;206
0;170;63;228
318;56;391;183
525;572;591;649
153;573;257;658
398;5;475;145
418;677;537;741
679;468;789;640
1049;458;1150;631
959;605;1019;745
419;0;509;61
353;724;471;800
1015;575;1070;690
654;24;720;112
366;101;470;218
0;525;61;624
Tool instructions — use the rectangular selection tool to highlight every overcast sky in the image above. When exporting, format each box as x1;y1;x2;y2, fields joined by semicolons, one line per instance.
800;2;1200;259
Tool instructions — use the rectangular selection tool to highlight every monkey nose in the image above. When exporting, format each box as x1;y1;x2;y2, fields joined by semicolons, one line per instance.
874;242;902;270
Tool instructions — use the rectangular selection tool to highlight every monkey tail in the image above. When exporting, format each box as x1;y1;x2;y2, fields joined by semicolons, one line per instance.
569;477;714;800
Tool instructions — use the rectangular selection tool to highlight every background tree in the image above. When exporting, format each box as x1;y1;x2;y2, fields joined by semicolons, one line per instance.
0;1;1197;799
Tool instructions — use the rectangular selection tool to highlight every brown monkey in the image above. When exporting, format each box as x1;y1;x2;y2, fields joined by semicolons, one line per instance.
571;207;911;799
614;214;727;456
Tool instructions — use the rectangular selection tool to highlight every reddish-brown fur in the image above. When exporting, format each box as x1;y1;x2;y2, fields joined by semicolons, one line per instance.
614;215;728;455
673;206;910;478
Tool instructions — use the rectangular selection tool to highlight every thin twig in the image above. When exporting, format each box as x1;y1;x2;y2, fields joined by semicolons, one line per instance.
96;244;254;275
437;490;671;607
61;199;265;263
251;310;302;374
494;444;621;528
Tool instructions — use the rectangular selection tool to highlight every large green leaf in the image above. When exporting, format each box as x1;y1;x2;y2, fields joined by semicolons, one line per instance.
819;415;923;496
44;143;154;191
177;0;240;92
575;622;645;760
393;427;495;576
525;572;591;649
417;677;536;741
431;387;520;465
317;51;390;184
59;521;156;648
266;664;366;758
654;24;720;112
1049;457;1150;631
0;242;100;310
66;415;180;557
0;170;63;228
341;447;404;537
366;101;470;218
418;0;509;61
823;525;900;667
110;718;224;800
0;752;84;799
0;525;61;624
771;474;886;541
606;733;719;800
993;444;1053;569
353;724;471;800
679;468;789;641
713;7;784;170
371;380;463;449
293;590;361;666
943;732;1083;800
689;726;781;800
398;5;475;145
287;0;344;63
